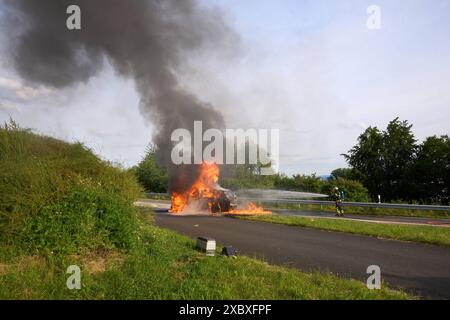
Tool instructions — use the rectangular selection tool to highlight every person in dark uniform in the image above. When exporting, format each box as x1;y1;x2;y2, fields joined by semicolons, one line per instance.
332;186;344;216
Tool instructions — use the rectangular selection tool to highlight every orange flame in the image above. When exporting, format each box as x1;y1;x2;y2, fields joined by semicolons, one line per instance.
228;203;272;215
170;162;271;215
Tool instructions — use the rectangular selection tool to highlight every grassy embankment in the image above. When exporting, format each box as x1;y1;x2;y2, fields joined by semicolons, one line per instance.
235;214;450;247
0;122;411;299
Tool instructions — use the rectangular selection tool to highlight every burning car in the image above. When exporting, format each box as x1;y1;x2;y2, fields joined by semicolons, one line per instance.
172;186;237;213
170;162;270;215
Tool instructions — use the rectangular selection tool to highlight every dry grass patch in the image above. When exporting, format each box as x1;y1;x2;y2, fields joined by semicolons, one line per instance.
67;248;125;275
0;256;46;275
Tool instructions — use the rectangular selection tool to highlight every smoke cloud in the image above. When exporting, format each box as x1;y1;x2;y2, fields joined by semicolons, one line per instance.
2;0;238;192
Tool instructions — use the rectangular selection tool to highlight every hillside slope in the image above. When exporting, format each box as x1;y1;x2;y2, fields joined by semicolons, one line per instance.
0;120;142;254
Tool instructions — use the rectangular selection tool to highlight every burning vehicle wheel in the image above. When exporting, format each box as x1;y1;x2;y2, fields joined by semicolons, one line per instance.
208;189;235;213
209;190;236;213
210;201;222;213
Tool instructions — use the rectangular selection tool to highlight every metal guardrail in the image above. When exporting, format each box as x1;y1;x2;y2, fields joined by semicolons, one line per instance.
144;193;450;211
239;198;450;211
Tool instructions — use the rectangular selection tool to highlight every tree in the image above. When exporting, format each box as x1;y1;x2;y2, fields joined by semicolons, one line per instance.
408;135;450;204
382;118;416;200
344;118;417;201
330;168;364;182
344;126;385;199
135;145;168;193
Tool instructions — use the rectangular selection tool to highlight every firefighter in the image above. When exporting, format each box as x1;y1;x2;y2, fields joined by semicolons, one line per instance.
332;186;344;216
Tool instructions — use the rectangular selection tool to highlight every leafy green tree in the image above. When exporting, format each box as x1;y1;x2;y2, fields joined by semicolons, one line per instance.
382;118;416;200
342;117;450;203
344;126;385;199
330;168;364;182
408;135;450;204
344;118;417;201
135;145;168;193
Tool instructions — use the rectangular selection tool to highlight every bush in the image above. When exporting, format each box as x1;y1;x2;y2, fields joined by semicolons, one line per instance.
134;145;168;193
274;174;325;193
322;178;370;202
20;185;140;254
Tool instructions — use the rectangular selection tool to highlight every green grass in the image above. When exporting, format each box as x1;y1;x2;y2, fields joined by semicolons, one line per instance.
0;209;411;300
268;203;449;219
235;214;450;246
0;121;142;248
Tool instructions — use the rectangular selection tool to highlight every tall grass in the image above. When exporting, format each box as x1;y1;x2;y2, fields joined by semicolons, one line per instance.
0;120;142;254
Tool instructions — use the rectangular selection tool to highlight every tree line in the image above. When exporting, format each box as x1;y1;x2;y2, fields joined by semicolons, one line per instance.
132;118;449;204
343;118;449;204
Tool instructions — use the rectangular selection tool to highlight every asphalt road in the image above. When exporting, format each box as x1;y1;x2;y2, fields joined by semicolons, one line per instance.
154;212;450;299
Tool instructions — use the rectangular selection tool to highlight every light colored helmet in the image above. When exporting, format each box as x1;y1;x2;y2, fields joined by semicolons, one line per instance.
334;186;339;190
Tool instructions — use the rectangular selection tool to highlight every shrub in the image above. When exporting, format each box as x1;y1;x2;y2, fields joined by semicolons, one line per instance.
134;145;168;193
322;178;370;202
20;185;140;254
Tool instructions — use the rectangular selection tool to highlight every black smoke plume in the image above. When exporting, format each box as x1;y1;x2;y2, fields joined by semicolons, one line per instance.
1;0;237;193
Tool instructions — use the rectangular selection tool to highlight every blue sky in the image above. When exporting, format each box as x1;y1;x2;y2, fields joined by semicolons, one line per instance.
1;0;449;175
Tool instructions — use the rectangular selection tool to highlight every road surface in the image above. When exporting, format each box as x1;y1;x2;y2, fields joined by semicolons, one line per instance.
154;212;450;299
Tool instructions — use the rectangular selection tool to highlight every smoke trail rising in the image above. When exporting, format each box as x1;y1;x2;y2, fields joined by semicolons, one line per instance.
1;0;238;192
